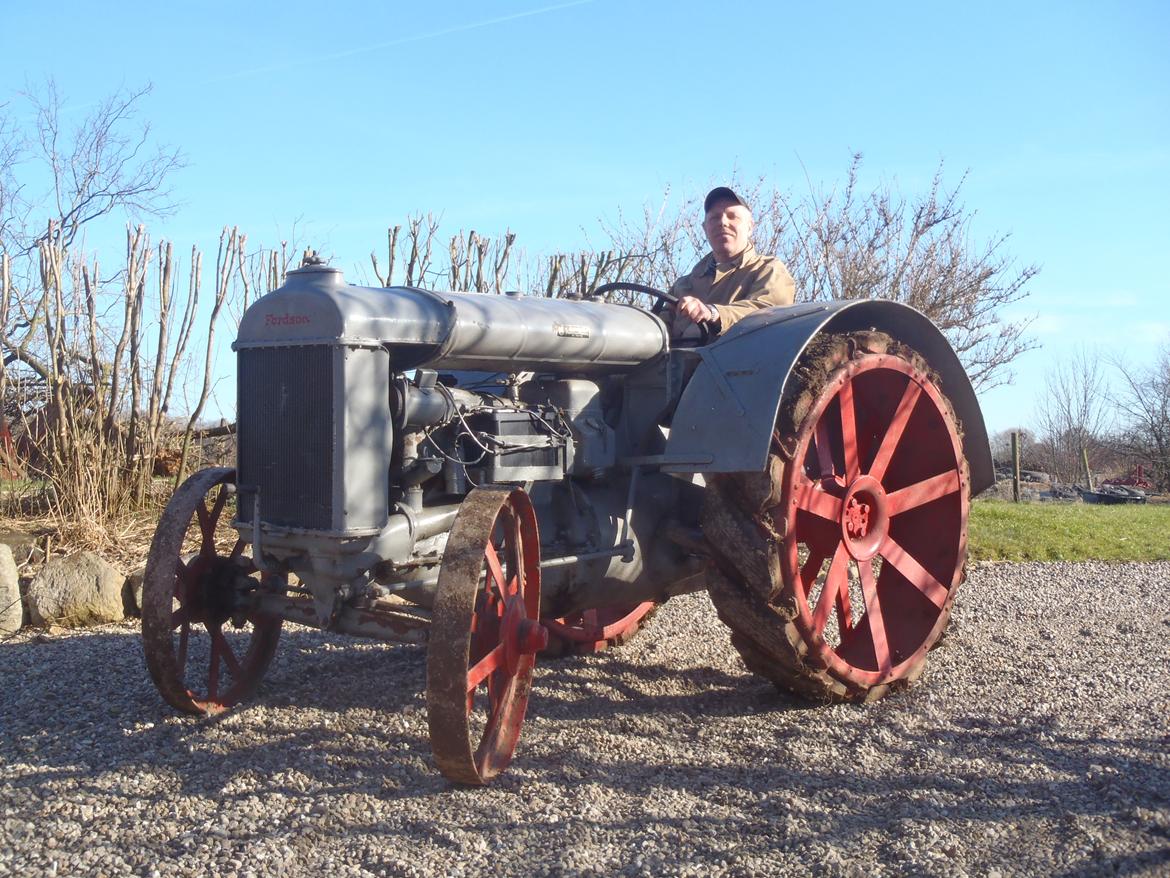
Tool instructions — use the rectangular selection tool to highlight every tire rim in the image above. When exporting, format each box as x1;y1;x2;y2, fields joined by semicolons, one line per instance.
778;355;968;687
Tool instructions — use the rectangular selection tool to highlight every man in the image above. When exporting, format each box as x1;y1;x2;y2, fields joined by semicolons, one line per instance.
668;186;796;340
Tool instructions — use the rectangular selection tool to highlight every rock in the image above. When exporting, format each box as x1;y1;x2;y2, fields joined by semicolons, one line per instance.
122;566;146;617
26;551;125;627
0;543;20;635
0;527;44;567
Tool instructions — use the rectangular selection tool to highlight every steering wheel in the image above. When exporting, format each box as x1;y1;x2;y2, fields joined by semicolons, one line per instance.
590;282;710;345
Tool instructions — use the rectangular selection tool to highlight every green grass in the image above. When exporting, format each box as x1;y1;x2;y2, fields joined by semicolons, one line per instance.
969;499;1170;562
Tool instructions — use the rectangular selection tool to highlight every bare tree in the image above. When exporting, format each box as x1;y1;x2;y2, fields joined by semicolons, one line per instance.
989;427;1043;470
596;161;1037;389
1110;340;1170;491
1033;348;1113;485
19;80;184;253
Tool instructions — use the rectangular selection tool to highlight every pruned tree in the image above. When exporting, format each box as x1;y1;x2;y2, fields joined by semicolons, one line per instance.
0;82;240;544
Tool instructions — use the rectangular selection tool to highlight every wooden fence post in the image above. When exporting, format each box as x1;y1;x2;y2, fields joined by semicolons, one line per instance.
1011;431;1021;502
1081;447;1094;491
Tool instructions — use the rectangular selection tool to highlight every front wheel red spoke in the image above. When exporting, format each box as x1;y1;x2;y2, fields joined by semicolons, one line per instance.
466;644;504;692
207;629;222;701
858;562;892;673
484;542;507;595
881;536;949;609
212;627;243;677
176;619;190;674
886;470;961;515
811;544;849;635
867;379;922;481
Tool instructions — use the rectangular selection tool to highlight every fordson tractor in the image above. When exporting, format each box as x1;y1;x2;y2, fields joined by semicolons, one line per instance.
141;256;992;785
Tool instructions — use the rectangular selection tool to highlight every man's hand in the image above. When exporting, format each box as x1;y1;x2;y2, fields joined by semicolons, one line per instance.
677;296;717;325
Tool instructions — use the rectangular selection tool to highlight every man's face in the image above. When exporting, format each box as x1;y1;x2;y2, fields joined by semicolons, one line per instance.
703;199;754;262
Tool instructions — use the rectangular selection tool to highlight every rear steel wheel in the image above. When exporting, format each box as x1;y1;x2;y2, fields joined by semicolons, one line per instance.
704;332;969;701
541;602;657;657
142;467;283;715
427;486;546;785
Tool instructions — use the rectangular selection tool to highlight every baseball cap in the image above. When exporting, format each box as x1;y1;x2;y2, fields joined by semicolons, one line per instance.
704;186;747;214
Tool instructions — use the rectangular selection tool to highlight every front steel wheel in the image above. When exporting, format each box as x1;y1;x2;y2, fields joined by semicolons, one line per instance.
704;332;969;701
142;467;283;715
426;487;547;785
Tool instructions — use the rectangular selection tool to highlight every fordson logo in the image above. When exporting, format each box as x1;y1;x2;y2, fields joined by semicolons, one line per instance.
264;313;311;326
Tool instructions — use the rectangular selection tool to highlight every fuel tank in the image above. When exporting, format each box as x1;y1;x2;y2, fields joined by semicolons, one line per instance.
235;263;669;374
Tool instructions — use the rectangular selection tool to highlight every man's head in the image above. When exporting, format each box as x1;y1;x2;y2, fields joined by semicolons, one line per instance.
702;186;754;263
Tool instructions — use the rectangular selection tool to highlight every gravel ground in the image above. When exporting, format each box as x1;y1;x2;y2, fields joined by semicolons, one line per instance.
2;561;1169;878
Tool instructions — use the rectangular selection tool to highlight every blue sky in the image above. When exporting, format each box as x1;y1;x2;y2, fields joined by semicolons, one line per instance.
2;0;1168;433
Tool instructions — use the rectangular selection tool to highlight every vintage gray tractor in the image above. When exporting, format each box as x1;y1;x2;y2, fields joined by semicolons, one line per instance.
141;257;993;785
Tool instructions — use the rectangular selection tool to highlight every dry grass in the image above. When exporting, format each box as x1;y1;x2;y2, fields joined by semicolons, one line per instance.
1;482;170;574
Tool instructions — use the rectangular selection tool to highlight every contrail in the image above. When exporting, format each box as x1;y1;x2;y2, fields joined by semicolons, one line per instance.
206;0;596;83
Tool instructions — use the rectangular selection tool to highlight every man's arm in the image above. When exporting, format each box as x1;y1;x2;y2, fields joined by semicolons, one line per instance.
714;259;796;334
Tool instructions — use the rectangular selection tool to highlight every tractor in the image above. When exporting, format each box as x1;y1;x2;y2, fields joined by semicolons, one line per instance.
141;256;992;784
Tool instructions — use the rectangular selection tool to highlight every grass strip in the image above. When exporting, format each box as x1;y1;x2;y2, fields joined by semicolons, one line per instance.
969;499;1170;562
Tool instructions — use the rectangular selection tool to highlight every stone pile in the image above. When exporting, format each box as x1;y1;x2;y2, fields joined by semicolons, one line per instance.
0;535;143;636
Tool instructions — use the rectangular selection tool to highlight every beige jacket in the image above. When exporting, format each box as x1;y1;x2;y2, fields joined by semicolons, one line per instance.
667;245;796;337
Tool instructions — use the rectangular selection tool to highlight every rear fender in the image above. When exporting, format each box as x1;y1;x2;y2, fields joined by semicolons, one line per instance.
661;300;994;495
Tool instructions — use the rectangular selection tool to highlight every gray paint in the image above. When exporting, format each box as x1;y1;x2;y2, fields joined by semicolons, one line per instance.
338;346;394;530
236;264;669;374
662;300;994;495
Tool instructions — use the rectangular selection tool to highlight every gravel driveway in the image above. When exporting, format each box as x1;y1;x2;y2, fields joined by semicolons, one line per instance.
2;561;1168;877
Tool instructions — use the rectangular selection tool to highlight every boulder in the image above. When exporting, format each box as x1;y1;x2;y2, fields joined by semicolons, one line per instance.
26;551;125;628
122;566;146;617
0;527;44;567
0;543;20;635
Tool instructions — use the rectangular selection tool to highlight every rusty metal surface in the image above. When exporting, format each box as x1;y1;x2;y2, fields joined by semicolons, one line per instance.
141;467;282;716
253;594;430;645
426;486;542;785
541;602;658;656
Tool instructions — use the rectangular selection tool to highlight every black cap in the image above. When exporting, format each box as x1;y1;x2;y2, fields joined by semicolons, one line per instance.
704;186;746;214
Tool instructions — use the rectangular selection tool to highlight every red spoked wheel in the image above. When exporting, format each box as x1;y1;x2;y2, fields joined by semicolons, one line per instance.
142;467;283;715
427;486;547;785
704;332;969;702
541;601;657;657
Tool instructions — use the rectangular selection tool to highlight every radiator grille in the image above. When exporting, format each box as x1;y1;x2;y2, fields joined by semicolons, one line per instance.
238;346;334;530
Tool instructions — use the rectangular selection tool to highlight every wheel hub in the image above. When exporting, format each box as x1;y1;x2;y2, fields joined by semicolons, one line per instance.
192;556;247;627
840;475;889;561
845;497;871;538
501;595;549;675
